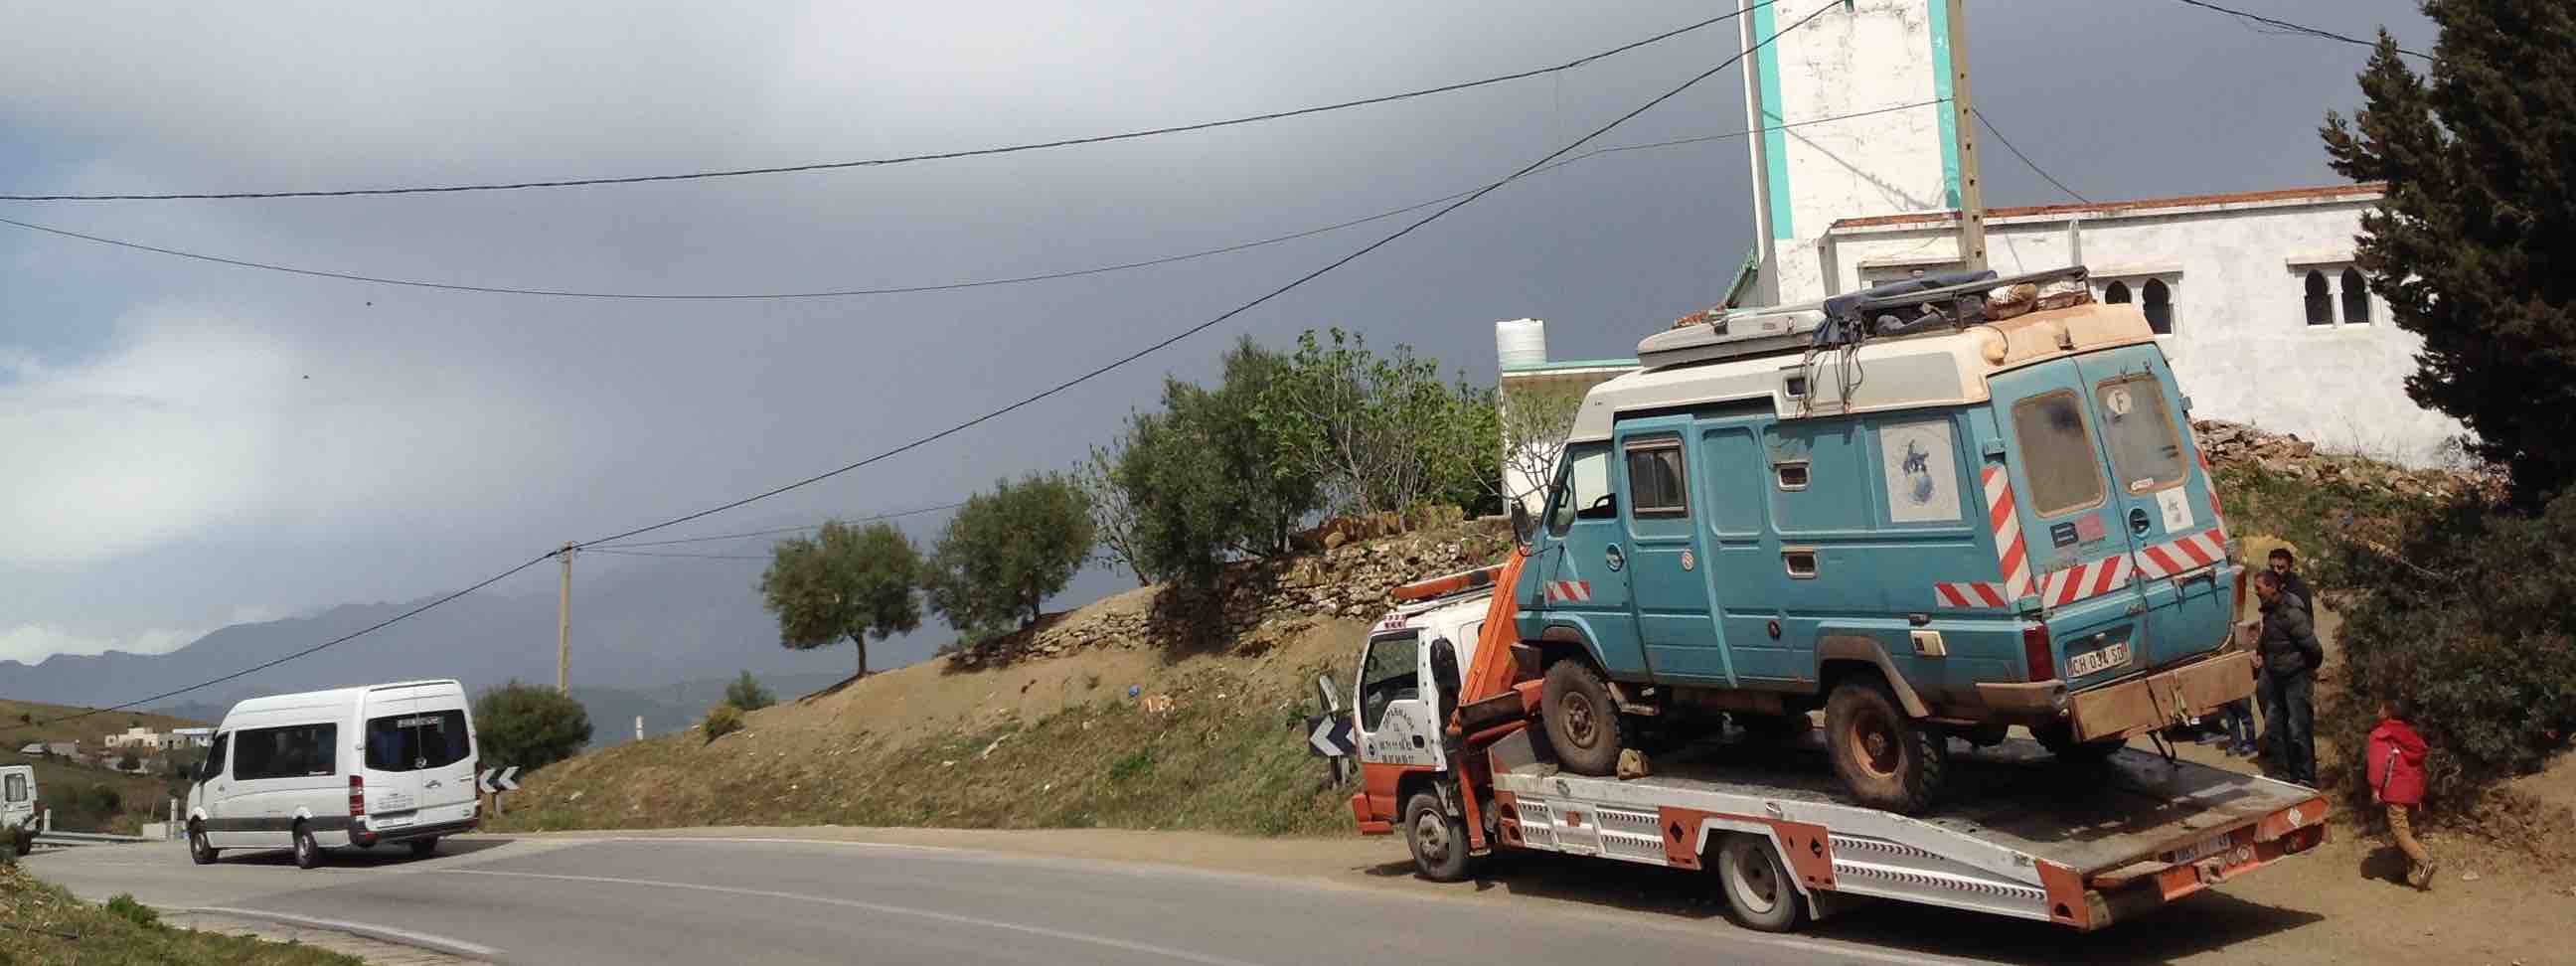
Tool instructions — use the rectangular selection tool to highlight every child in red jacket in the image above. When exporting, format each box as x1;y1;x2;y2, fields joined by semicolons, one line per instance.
2367;698;2436;889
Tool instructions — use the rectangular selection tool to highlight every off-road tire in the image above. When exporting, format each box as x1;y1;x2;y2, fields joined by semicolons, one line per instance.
1824;677;1947;814
408;837;439;860
1541;660;1628;777
1403;791;1478;883
1715;834;1808;932
188;824;218;865
2032;724;2126;763
291;823;321;870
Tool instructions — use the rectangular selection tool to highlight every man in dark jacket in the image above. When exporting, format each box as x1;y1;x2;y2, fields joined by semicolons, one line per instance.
2250;569;2324;785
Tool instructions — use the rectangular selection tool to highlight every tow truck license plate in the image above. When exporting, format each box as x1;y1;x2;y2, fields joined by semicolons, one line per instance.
2066;641;2130;678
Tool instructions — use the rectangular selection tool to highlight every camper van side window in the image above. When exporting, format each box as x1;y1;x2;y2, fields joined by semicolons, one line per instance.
234;724;339;780
2094;375;2185;493
2012;391;2107;516
1623;440;1688;516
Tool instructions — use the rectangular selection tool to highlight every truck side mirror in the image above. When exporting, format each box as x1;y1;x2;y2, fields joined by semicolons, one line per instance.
1510;501;1535;545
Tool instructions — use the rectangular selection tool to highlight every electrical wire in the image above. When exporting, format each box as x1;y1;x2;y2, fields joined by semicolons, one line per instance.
588;501;966;548
572;0;1840;551
586;549;769;561
0;5;1775;203
0;99;1939;301
1972;107;2093;205
3;0;1840;731
2170;0;2435;61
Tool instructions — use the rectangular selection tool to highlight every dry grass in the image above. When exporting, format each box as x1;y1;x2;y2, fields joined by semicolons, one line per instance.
490;609;1368;838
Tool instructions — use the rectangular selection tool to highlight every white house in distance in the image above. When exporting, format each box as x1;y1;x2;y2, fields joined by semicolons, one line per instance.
102;726;167;750
1500;0;2460;501
168;726;214;749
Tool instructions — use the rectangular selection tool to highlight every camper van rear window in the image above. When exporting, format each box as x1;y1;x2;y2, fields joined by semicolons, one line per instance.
367;710;472;773
2012;391;2107;517
233;724;339;780
2095;376;2185;494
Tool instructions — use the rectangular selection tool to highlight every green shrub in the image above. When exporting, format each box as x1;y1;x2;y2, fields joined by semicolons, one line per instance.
2319;493;2576;810
1106;748;1155;783
724;671;774;712
702;704;744;743
105;893;159;927
473;681;594;772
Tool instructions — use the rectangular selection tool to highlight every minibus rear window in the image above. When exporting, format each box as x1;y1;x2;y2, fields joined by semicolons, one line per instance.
2011;391;2106;517
2095;375;2186;494
366;710;472;772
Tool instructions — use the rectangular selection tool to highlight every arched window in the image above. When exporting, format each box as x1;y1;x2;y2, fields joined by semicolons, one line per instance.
2143;278;2174;335
2305;270;2334;326
2104;280;2132;304
2340;267;2371;324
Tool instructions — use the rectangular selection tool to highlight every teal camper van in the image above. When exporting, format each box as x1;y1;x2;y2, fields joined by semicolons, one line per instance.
1514;267;2255;812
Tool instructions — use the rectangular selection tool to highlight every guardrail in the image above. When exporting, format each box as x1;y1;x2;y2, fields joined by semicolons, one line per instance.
33;830;154;846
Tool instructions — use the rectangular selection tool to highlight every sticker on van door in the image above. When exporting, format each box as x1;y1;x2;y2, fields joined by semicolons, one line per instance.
1879;419;1961;524
2157;486;2195;533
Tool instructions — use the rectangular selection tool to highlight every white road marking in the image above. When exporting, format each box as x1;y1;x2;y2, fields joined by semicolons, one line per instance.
440;868;1274;966
189;906;501;957
534;835;959;853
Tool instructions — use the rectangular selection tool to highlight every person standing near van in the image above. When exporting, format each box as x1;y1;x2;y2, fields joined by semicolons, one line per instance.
2367;697;2437;888
2249;570;2323;786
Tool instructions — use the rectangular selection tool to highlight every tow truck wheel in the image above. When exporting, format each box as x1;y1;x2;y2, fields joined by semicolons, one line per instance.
1403;791;1478;883
1715;834;1808;932
1825;677;1947;814
1541;659;1628;776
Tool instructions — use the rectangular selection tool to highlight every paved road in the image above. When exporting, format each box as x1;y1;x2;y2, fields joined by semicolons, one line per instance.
25;833;1979;966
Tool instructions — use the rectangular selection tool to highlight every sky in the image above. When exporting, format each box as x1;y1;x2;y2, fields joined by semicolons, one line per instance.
0;0;2436;668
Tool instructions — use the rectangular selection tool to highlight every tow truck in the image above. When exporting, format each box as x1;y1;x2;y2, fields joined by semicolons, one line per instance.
1345;553;2326;932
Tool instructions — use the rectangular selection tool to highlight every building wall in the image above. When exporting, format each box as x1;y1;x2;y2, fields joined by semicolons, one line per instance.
1744;0;1955;306
1822;199;2465;463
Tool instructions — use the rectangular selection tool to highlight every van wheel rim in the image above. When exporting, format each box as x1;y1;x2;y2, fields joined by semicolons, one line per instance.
1562;693;1599;747
1851;710;1901;778
1731;849;1780;912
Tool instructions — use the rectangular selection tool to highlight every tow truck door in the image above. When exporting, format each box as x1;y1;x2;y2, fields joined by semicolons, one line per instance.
1353;625;1437;819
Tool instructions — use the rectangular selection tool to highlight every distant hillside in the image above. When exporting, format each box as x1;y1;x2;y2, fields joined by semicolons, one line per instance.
0;699;203;748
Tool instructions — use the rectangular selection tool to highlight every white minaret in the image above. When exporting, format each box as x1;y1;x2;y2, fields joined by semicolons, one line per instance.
1739;0;1962;305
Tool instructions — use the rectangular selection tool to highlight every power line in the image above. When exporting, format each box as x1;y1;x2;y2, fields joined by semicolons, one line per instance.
2171;0;2435;61
0;5;1775;203
589;501;968;548
587;548;768;561
0;99;1937;301
10;552;558;732
7;0;1837;730
1972;107;2092;205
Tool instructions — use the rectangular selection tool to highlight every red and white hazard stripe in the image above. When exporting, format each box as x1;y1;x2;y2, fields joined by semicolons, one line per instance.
2132;528;2227;578
2038;552;2133;608
1983;465;2035;601
1933;581;2010;609
1544;580;1593;603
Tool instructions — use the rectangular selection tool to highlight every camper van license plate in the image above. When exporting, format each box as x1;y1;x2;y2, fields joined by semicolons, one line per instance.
2066;642;2130;678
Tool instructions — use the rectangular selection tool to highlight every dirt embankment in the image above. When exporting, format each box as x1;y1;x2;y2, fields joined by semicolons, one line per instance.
494;519;1509;836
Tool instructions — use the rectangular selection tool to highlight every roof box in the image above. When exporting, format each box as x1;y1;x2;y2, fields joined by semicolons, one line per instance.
1637;305;1827;370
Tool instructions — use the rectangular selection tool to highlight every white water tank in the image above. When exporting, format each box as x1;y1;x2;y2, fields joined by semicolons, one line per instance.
1495;318;1548;370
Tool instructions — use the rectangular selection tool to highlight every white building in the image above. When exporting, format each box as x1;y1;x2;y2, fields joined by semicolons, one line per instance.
168;726;214;749
1501;0;2461;496
102;726;165;750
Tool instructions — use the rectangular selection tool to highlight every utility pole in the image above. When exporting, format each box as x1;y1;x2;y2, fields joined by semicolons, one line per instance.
556;543;575;694
1944;0;1988;272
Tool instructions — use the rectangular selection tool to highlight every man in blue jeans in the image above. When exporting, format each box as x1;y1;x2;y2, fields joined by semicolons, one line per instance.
2249;569;2324;785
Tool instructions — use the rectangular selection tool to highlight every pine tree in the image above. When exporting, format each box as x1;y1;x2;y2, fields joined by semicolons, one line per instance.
2323;2;2576;505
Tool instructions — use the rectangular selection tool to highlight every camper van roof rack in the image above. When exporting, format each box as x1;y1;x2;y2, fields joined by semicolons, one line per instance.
1635;301;1830;371
1811;264;2093;351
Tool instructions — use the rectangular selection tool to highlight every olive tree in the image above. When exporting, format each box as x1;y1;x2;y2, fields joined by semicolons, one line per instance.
758;520;922;679
923;473;1096;636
